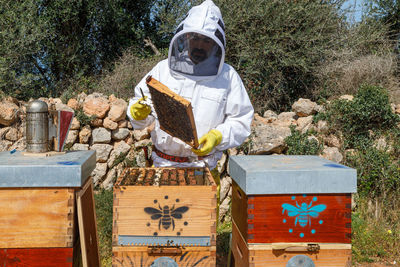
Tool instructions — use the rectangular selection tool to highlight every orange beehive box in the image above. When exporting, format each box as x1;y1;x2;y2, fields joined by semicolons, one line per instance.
112;167;217;267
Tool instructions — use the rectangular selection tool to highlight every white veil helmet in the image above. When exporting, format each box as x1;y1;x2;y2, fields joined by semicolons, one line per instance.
168;0;226;79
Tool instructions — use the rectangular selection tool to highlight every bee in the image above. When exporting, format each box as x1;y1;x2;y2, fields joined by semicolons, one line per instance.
282;201;326;227
144;204;189;230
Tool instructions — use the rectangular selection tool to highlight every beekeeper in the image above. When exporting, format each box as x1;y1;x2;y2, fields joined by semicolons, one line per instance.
127;0;254;201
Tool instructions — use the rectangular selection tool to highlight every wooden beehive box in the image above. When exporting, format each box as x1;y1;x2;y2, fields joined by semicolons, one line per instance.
228;155;357;267
146;76;199;148
0;150;99;267
112;167;217;267
231;221;352;267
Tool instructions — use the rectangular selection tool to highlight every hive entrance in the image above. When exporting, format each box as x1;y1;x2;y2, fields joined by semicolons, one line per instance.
116;168;213;186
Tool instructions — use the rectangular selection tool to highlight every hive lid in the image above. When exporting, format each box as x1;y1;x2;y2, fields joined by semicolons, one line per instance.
228;155;357;195
0;150;96;187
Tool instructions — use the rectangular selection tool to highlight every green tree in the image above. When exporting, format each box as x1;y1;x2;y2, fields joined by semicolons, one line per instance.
215;0;347;112
367;0;400;39
0;0;164;99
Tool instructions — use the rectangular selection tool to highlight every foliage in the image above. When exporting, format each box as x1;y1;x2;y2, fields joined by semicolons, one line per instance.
352;195;400;263
216;0;347;112
94;188;113;266
0;0;169;100
367;0;400;39
285;125;322;155
318;84;399;149
217;220;232;266
75;109;95;128
345;147;400;198
97;50;166;99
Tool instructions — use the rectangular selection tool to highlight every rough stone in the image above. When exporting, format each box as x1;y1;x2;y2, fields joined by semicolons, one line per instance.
70;117;80;130
108;99;127;122
276;112;297;126
296;116;313;133
227;148;238;156
263;110;278;123
251;124;291;154
325;134;341;148
101;167;116;190
219;196;231;222
65;130;78;146
292;98;317;117
0;101;19;126
83;95;110;119
91;144;113;163
252;113;269;126
9;137;26;151
118;120;128;128
317;120;329;134
108;141;131;168
50;98;63;106
220;174;232;201
90;118;103;127
55;102;74;112
339;95;354;101
0;127;10;139
321;147;343;163
103;117;118;130
395;104;400;114
92;127;111;144
67;98;79;110
92;163;108;186
71;143;89;151
374;137;388;150
5;127;19;141
112;128;130;140
0;140;12;152
217;153;227;174
133;128;151;141
79;125;91;144
77;92;87;106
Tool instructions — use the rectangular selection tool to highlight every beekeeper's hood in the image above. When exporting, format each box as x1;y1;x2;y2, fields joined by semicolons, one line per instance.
168;0;226;80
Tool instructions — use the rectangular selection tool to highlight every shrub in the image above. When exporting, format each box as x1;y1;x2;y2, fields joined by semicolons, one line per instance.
319;84;399;149
345;147;400;198
75;109;95;128
97;49;166;100
285;125;322;155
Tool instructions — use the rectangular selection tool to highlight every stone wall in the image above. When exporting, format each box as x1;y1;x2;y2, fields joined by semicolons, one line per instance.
1;93;400;222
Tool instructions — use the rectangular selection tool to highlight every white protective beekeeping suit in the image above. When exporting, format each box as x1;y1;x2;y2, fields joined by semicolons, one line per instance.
127;0;254;170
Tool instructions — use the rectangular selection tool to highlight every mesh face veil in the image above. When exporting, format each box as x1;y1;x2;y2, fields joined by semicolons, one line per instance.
170;32;223;77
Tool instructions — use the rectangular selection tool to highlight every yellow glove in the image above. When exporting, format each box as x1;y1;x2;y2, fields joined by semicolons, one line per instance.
192;129;222;156
130;97;151;120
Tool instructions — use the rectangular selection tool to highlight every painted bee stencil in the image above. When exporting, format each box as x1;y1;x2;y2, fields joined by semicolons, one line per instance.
282;201;326;227
144;204;189;230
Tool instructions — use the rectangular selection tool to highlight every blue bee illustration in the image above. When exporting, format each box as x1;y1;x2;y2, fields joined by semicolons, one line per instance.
282;201;326;227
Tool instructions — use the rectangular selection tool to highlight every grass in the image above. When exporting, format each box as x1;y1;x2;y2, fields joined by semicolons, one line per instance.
94;188;113;266
352;195;400;265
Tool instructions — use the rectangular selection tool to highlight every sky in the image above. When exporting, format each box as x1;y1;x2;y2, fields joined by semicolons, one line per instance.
342;0;366;23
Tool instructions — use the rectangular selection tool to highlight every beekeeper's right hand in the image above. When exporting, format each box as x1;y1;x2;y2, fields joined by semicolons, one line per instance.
129;97;151;121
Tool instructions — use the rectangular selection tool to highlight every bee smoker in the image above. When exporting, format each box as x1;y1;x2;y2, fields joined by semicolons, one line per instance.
26;100;74;153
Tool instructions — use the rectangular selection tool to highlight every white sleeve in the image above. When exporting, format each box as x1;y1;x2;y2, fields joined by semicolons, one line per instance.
215;71;254;150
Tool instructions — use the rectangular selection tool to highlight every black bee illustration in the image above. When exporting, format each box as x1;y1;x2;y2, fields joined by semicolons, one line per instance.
144;204;189;230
